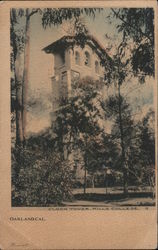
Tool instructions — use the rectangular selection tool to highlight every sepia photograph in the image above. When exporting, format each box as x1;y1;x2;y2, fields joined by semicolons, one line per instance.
11;7;156;208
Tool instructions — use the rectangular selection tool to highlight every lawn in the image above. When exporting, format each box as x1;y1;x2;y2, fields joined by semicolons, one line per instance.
62;186;155;207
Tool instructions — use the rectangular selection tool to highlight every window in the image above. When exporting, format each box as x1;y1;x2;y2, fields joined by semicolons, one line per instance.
60;51;65;65
95;61;99;73
75;51;80;65
84;51;91;67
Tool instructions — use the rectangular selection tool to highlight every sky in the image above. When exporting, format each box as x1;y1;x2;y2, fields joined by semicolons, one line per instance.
14;9;155;135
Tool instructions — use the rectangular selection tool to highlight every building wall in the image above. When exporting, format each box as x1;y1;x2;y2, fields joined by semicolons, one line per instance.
51;44;105;114
70;45;105;81
54;49;71;75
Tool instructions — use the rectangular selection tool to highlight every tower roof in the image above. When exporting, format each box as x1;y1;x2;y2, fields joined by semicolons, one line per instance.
42;35;111;62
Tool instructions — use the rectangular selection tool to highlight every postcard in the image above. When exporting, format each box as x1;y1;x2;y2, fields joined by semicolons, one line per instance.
0;1;157;249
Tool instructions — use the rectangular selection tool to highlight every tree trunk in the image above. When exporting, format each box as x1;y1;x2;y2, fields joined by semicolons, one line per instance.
11;10;24;146
22;9;30;146
118;84;128;195
15;53;24;146
123;168;128;195
84;166;87;194
15;79;23;146
91;175;95;188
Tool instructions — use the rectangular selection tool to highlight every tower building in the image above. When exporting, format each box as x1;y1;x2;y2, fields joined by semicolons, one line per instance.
43;35;110;180
43;35;109;113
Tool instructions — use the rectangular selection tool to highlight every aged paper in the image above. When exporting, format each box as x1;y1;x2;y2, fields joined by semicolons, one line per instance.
0;1;157;249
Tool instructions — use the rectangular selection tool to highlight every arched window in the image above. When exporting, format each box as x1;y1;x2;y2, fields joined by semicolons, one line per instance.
95;61;99;73
84;51;91;67
75;51;80;65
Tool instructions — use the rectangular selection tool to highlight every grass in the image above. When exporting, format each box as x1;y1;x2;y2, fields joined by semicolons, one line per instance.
74;191;154;201
69;186;155;207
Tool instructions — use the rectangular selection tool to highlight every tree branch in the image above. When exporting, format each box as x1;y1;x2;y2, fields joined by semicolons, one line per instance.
111;8;153;44
28;9;40;18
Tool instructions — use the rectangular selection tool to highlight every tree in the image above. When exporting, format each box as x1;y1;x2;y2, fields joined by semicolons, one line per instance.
101;8;155;194
102;92;136;194
137;109;155;194
101;43;131;194
53;77;104;193
10;9;25;145
109;8;154;79
12;147;74;206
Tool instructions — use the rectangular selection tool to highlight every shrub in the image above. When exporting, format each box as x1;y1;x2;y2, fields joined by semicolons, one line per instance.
12;147;74;206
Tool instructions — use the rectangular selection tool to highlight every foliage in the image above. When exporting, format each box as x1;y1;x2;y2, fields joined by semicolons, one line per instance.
102;92;137;194
104;93;155;190
137;109;155;186
110;8;154;78
100;10;155;192
12;146;73;206
52;78;105;192
42;8;99;28
103;95;134;157
53;77;103;156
